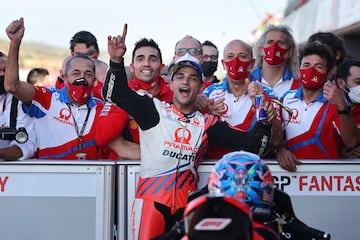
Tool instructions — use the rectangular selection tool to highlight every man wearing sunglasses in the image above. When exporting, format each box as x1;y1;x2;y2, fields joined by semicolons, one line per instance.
173;35;203;63
173;35;220;112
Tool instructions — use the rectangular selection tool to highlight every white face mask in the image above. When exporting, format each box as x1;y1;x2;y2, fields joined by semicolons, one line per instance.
348;85;360;104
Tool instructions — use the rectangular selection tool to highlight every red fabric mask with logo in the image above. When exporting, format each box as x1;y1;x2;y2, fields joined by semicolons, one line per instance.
300;67;326;90
224;58;251;81
67;78;93;103
263;43;288;66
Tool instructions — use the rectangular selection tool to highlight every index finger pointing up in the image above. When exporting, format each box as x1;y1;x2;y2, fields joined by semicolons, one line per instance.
121;23;128;42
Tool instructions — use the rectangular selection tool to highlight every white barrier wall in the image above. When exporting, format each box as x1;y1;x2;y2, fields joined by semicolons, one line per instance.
0;160;115;240
117;160;360;240
1;160;359;240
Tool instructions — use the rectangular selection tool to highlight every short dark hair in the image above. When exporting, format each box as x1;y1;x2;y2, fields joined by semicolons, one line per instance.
335;60;360;82
26;68;49;85
70;31;99;52
161;63;175;76
299;42;335;74
132;38;162;63
202;40;218;56
307;32;346;66
0;51;7;58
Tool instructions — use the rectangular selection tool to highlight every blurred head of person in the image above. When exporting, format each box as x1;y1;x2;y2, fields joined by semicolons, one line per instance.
93;59;108;83
308;31;346;67
92;59;108;99
70;31;99;59
335;60;360;105
160;62;175;83
201;40;219;78
56;55;73;90
0;51;7;94
26;67;50;87
0;51;7;76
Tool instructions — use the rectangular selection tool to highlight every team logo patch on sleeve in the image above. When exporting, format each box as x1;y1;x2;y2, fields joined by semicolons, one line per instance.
100;103;111;116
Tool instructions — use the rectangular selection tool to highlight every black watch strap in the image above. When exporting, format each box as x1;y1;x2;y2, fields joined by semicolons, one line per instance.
337;105;351;115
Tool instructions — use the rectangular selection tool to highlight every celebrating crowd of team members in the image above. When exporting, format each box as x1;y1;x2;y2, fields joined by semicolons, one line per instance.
2;18;359;165
1;17;359;239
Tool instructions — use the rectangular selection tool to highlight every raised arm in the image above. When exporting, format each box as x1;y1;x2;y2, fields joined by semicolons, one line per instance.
4;18;35;104
102;24;159;130
102;23;130;104
323;81;358;148
107;23;128;65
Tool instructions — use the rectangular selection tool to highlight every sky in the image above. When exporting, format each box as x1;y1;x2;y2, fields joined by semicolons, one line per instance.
0;0;287;62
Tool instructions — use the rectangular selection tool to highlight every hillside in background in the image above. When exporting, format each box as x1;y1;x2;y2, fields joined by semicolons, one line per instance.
0;38;113;84
0;38;69;71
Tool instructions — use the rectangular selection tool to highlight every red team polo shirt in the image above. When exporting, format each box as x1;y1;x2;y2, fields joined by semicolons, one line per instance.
23;86;128;160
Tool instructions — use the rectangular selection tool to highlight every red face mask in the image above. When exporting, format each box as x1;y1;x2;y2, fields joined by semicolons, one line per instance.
300;67;326;90
224;58;251;81
263;43;288;66
130;64;161;91
131;75;159;90
67;78;93;103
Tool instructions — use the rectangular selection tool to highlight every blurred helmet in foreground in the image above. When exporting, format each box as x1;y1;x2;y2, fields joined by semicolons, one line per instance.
208;151;274;221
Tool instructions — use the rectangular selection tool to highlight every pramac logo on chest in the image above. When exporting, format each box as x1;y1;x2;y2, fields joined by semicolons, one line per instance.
174;128;191;144
289;108;301;124
53;107;73;125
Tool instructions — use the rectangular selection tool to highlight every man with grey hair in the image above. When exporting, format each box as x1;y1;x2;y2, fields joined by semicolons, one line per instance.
251;24;300;99
173;35;203;63
5;17;135;160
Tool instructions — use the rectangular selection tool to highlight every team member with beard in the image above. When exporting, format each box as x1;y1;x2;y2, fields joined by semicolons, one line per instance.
5;18;134;160
276;43;358;172
103;24;276;240
335;60;360;158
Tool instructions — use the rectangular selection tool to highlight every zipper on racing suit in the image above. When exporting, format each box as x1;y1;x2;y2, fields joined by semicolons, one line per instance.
173;116;190;214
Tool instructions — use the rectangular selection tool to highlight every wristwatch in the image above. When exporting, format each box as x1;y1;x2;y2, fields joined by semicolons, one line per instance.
337;105;351;115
